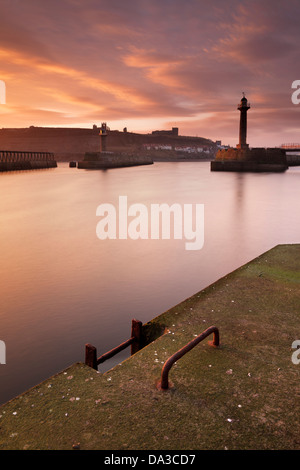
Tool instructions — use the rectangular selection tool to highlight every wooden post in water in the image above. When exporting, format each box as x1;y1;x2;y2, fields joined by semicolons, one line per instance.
131;319;143;355
85;343;98;370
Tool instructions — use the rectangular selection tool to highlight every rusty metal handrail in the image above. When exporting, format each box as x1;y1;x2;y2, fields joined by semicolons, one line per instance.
97;336;134;364
158;326;220;390
85;319;142;370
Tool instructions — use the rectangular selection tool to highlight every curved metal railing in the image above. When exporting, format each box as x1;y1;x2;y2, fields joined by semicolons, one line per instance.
158;326;220;390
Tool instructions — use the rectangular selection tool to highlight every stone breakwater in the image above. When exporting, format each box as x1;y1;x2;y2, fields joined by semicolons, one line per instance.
211;147;288;172
0;160;57;172
78;152;153;169
0;150;57;172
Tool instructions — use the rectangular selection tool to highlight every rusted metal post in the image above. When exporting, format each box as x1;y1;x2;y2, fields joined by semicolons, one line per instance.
97;337;133;364
85;343;98;370
85;319;143;370
131;319;143;355
159;326;220;390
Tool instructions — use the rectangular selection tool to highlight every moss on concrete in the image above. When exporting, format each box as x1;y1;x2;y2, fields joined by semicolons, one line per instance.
0;244;299;450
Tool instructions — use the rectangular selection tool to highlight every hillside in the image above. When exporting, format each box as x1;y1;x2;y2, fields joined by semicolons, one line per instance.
0;126;217;161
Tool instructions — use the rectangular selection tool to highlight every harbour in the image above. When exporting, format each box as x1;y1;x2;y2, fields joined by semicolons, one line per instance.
0;161;300;407
1;0;300;454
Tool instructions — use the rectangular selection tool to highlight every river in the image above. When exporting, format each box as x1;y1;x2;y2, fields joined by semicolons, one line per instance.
0;161;300;405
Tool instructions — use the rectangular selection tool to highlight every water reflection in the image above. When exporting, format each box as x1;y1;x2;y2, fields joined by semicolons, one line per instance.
0;162;300;404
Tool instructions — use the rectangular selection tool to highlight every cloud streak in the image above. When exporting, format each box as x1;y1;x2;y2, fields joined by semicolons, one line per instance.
0;0;299;146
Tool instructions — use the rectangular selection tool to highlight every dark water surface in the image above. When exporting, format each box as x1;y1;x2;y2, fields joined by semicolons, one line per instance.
1;162;300;405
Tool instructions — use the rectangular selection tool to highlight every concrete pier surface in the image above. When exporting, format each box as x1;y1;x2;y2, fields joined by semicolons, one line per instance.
0;244;299;450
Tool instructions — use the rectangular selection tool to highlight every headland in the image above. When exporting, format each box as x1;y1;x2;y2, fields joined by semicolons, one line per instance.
0;125;217;163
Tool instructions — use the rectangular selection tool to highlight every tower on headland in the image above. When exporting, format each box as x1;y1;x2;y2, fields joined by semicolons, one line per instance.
237;93;250;149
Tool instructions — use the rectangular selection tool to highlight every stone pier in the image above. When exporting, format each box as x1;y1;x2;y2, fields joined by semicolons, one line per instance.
0;150;57;171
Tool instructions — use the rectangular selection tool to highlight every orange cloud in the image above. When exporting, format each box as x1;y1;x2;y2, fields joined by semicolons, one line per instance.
0;0;299;147
123;48;189;89
0;46;156;110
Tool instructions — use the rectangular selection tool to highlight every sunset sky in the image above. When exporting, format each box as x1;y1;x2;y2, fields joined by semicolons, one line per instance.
0;0;299;146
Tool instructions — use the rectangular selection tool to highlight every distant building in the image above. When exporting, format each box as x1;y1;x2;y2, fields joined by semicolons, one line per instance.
152;127;179;136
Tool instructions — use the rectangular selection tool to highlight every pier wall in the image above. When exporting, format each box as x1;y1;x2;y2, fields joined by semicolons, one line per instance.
286;154;300;166
211;147;288;172
78;152;153;169
211;160;287;172
0;150;57;171
0;161;57;171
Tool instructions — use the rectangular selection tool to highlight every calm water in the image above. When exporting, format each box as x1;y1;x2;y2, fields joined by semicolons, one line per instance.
1;161;300;405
